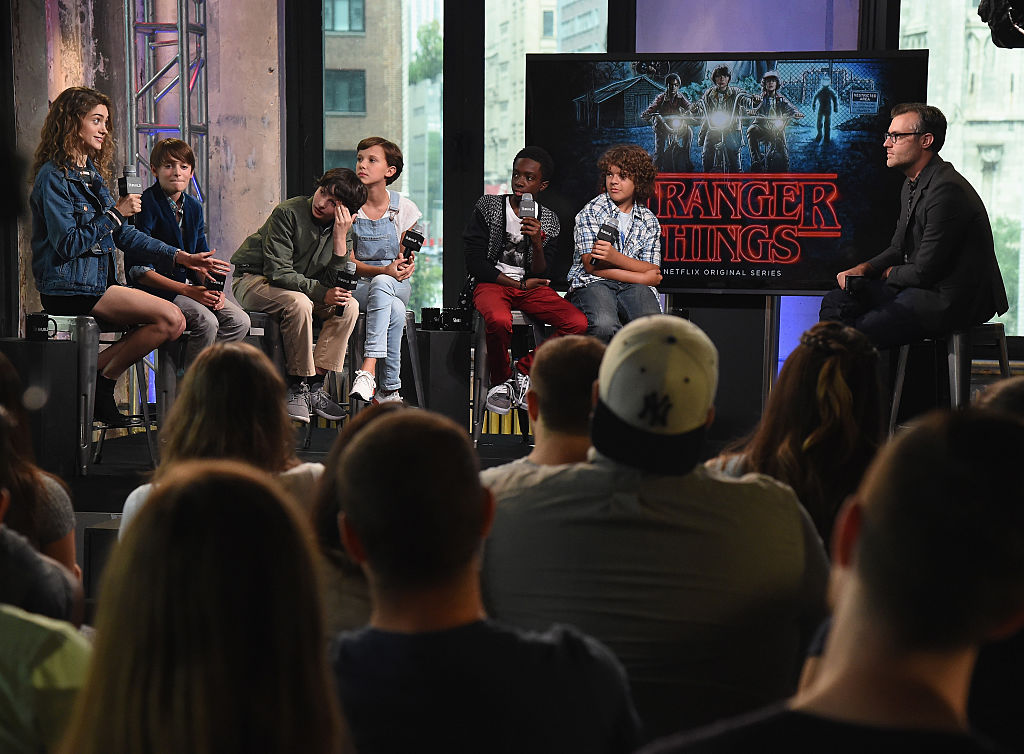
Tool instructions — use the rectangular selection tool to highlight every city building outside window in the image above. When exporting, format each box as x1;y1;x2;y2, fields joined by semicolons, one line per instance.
325;70;367;114
325;0;366;33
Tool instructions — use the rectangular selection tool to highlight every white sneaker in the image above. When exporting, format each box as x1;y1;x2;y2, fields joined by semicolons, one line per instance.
511;371;530;409
350;370;376;402
286;383;311;424
373;389;404;405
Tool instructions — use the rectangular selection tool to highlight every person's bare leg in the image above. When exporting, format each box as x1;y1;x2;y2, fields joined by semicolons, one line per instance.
360;356;378;373
90;287;185;377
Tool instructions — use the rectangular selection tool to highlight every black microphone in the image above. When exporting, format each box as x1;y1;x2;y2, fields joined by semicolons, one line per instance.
117;166;143;225
520;192;537;219
402;223;425;259
596;213;619;247
322;260;359;318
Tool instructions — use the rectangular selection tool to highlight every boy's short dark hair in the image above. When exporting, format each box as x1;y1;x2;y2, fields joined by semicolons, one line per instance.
356;136;403;184
514;146;555;183
150;138;196;170
712;65;732;81
856;410;1024;650
316;167;367;214
337;411;488;591
596;144;658;203
530;335;605;435
890;102;947;153
665;73;681;86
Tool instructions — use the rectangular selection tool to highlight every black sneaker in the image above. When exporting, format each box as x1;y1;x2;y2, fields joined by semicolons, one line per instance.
94;391;130;427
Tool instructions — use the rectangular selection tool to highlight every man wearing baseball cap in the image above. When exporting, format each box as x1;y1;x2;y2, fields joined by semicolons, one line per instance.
481;315;829;743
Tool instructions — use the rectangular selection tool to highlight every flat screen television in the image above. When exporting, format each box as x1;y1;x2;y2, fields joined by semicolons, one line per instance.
525;51;929;295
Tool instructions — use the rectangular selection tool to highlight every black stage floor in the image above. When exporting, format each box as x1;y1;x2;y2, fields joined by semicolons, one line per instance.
67;427;532;515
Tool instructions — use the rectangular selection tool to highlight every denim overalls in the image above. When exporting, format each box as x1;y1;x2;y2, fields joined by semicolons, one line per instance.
351;190;411;393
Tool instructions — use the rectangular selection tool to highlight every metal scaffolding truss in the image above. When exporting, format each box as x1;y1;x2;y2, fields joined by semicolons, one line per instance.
123;0;209;215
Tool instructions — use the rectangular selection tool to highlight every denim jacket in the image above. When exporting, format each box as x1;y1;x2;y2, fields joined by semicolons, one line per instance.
30;159;179;296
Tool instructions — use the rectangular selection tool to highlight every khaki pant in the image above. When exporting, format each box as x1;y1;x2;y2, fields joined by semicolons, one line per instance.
234;273;358;376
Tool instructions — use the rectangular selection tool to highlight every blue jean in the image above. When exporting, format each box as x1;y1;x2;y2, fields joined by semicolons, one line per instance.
568;280;662;343
353;274;411;391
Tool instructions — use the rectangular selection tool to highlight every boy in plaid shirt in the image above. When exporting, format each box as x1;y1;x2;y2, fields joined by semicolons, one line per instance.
568;144;663;342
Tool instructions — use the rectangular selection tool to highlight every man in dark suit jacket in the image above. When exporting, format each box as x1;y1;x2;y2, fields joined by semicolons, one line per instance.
819;103;1007;348
127;138;249;368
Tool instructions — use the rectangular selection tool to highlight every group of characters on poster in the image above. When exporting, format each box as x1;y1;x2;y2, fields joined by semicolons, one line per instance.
641;65;840;174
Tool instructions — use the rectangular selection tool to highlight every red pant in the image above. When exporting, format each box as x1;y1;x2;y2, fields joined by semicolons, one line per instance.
473;282;588;385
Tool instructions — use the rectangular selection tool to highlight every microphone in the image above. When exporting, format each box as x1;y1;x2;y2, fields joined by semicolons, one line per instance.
322;259;359;318
117;166;143;225
520;192;537;219
596;213;619;247
401;223;425;260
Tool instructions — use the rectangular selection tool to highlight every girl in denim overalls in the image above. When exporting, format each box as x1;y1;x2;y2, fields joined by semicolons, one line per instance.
348;137;421;403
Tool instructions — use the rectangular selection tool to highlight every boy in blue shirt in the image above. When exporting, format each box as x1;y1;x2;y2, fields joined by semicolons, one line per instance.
129;138;250;369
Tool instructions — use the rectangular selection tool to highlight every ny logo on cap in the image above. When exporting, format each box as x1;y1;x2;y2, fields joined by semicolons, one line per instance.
638;391;672;427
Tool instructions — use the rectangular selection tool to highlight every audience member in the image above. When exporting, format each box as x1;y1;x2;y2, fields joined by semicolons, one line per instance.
311;402;407;635
481;334;604;496
128;137;249;369
482;315;829;741
0;353;80;575
707;321;885;546
461;146;588;414
0;604;91;754
0;408;81;624
329;410;641;753
59;460;345;754
119;342;322;537
642;410;1024;753
30;86;227;426
976;374;1024;417
231;167;364;424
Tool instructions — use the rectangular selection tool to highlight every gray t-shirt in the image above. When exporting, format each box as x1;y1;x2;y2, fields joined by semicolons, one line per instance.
481;449;829;741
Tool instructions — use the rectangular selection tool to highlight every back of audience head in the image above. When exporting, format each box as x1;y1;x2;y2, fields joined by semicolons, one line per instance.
157;342;295;478
0;352;34;460
976;376;1024;420
847;410;1024;651
730;321;884;540
59;460;342;754
527;334;605;436
312;401;406;567
0;399;47;548
591;315;718;474
335;410;490;593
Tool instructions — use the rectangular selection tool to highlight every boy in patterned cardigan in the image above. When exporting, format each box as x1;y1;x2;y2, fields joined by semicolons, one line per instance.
461;147;587;414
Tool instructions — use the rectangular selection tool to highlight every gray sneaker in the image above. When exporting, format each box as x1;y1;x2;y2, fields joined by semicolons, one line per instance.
373;389;403;405
287;383;311;424
308;386;346;421
511;370;530;409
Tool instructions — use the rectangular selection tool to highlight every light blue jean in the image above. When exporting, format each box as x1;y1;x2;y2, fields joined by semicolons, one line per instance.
568;279;662;343
353;274;411;392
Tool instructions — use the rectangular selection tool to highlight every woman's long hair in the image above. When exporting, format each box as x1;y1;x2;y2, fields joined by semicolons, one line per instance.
0;357;50;547
32;86;116;185
723;321;885;544
155;343;296;480
58;460;343;754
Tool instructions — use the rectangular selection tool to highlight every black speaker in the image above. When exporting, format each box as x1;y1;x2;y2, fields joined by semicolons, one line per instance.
418;330;470;428
0;338;83;478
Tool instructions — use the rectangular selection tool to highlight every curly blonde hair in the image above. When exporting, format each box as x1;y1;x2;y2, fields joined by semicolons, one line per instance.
32;87;116;185
596;144;658;203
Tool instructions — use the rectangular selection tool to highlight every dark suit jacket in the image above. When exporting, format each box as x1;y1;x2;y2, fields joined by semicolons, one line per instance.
127;183;209;301
868;154;1008;333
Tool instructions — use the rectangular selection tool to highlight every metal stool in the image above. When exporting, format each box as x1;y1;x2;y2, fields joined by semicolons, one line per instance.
889;322;1011;434
471;310;548;446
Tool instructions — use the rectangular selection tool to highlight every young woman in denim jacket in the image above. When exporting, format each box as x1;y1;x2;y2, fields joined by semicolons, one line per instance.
30;87;227;425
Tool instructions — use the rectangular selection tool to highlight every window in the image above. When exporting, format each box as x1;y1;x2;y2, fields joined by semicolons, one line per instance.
543;9;554;38
325;0;365;33
325;149;356;169
324;69;366;113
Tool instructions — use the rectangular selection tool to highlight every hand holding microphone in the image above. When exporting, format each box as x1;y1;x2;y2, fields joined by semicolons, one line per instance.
116;165;144;222
322;260;358;316
401;222;426;265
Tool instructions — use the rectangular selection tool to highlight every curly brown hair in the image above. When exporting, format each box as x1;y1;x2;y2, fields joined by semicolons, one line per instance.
32;87;116;185
596;144;658;203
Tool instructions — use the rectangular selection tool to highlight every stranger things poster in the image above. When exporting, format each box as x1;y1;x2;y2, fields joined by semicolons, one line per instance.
526;51;929;294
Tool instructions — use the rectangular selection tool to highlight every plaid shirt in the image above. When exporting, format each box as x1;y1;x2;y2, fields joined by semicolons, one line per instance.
568;192;661;293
